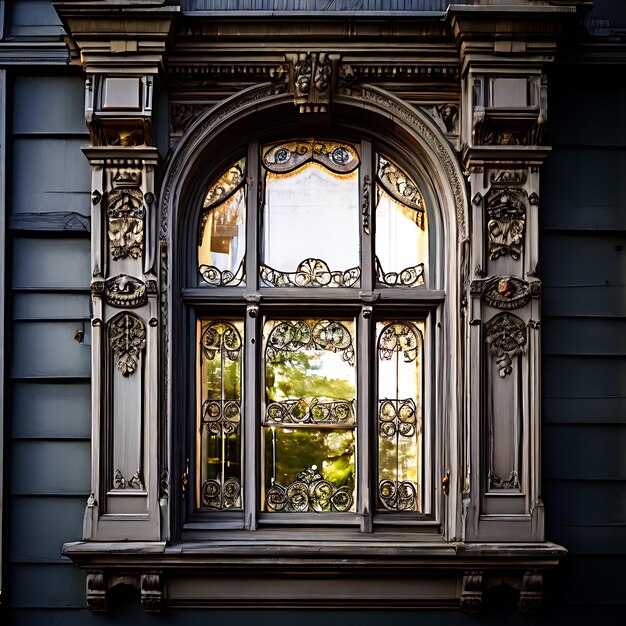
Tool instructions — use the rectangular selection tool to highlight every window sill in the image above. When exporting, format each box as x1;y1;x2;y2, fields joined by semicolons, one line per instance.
62;539;566;613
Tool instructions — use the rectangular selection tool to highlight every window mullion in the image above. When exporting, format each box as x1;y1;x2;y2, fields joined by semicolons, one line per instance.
243;141;260;530
246;141;260;290
360;139;374;293
357;308;373;533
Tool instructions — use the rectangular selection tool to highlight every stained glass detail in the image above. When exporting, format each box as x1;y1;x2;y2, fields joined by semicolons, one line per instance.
262;143;360;288
376;156;428;288
198;159;246;286
377;320;423;513
263;140;359;175
263;318;356;513
198;320;244;510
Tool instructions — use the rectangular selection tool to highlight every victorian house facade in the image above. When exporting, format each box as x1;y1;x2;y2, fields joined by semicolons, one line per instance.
0;1;625;624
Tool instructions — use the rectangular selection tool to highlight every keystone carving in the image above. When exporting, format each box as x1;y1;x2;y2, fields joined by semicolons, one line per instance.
288;52;338;113
486;188;526;261
485;313;527;378
109;312;146;376
107;188;145;260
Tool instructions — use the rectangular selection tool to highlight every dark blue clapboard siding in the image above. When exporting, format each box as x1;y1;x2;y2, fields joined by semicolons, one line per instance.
8;73;91;613
541;62;626;610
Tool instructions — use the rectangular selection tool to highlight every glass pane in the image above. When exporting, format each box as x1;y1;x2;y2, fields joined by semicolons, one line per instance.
198;159;246;286
197;320;244;510
264;428;355;512
376;320;423;512
262;318;356;513
261;141;360;287
375;156;428;287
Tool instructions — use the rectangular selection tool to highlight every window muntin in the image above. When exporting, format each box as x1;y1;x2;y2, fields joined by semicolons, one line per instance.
191;138;437;527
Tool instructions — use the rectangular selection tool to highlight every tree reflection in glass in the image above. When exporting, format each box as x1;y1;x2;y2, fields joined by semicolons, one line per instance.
377;320;423;512
263;318;356;512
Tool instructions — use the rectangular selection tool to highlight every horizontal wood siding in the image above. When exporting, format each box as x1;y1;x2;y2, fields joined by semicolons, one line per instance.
8;74;90;612
541;64;626;608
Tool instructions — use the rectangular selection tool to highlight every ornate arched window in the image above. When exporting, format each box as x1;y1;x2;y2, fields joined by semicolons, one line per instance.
186;138;442;529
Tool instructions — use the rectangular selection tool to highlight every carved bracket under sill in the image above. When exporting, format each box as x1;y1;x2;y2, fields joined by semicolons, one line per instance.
67;541;564;613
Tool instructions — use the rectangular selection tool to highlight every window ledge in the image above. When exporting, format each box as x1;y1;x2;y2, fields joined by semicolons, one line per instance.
63;539;566;613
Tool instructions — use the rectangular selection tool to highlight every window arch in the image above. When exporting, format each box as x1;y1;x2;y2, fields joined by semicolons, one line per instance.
161;86;468;541
178;131;451;534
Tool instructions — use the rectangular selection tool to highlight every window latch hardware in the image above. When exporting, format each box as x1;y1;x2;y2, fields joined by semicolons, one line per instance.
181;458;189;497
442;471;450;496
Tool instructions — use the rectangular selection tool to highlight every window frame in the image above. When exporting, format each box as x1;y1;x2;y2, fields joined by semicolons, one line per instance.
180;134;447;537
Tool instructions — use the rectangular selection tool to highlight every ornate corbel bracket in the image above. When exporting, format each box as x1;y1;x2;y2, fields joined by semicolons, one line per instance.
518;571;543;613
86;571;108;613
460;571;483;613
140;572;164;613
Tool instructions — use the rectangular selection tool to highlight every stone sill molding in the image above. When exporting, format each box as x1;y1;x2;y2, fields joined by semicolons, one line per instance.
64;540;566;613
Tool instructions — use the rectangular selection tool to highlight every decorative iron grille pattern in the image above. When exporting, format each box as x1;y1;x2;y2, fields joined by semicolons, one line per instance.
201;321;243;361
260;258;360;288
265;465;353;512
201;477;242;510
378;479;417;512
378;321;419;363
375;257;424;287
378;398;418;437
199;258;245;286
199;320;243;510
265;319;355;366
266;398;354;425
201;399;241;435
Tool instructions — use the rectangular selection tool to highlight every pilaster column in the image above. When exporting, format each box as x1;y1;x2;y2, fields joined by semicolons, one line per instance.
449;1;578;542
56;1;176;541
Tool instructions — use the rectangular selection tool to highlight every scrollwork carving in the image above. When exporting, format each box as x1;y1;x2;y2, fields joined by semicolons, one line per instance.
107;188;145;260
485;313;526;378
109;312;146;376
481;276;534;310
262;140;358;174
113;468;145;490
486;188;526;261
